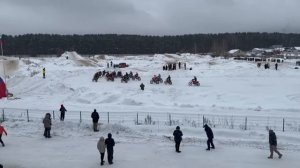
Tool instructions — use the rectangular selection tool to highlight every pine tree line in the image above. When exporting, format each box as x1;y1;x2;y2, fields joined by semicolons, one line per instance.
1;32;300;56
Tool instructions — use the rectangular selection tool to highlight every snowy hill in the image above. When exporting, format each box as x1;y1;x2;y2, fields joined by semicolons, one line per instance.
1;52;300;113
1;52;300;168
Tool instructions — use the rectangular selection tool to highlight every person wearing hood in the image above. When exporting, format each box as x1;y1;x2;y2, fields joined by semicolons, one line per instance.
43;113;52;138
91;109;100;132
173;126;183;153
105;133;115;164
203;124;215;150
140;83;145;91
268;130;282;159
97;136;106;165
59;104;67;121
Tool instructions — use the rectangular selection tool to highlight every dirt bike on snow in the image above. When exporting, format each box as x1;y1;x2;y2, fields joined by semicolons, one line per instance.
150;76;163;84
188;79;200;86
164;79;172;85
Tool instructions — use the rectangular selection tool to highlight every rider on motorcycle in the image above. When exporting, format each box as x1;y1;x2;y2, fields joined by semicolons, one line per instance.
167;75;171;82
193;76;197;82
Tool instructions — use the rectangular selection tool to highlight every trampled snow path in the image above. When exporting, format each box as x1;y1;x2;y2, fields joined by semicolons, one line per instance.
1;120;300;168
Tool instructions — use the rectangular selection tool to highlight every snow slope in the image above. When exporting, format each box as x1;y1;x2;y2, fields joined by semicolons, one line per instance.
1;52;300;167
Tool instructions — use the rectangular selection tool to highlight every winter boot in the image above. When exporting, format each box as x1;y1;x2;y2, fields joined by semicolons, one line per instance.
268;156;273;159
279;154;283;159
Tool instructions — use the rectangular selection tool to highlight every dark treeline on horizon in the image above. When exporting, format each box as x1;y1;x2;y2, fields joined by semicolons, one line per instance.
1;32;300;56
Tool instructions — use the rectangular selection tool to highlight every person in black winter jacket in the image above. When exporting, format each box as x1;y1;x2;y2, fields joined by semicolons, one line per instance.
204;124;215;150
173;126;183;153
105;133;115;164
91;109;99;132
59;104;67;121
268;130;282;159
140;83;145;91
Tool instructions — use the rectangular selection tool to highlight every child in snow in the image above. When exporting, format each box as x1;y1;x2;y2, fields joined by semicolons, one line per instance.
0;123;7;147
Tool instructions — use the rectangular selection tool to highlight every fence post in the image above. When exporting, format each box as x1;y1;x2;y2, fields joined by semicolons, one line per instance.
283;118;285;132
136;113;139;125
27;109;29;122
203;115;205;127
1;109;3;121
107;112;110;124
52;110;55;120
245;117;247;130
80;111;82;123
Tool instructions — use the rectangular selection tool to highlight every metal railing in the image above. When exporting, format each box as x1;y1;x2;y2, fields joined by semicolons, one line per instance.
1;108;300;132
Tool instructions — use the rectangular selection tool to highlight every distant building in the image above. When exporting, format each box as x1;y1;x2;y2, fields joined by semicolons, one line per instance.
227;49;245;57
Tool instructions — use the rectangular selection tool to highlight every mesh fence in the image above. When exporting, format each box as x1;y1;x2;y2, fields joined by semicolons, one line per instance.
1;108;300;132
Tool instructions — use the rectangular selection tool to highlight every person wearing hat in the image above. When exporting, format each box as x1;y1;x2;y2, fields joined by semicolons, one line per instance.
268;130;282;159
173;126;183;153
91;109;100;132
203;124;215;150
105;133;115;164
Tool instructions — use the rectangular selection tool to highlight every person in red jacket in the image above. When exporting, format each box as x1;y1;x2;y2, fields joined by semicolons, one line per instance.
0;123;7;147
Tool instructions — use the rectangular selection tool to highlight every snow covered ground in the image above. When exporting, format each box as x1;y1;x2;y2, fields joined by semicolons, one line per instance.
1;52;300;167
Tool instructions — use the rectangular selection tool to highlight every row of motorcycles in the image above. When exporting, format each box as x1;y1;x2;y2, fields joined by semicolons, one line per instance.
93;71;200;86
150;74;172;85
92;70;141;83
150;75;200;86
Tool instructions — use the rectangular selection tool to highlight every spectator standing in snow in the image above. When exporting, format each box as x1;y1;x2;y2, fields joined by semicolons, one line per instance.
275;63;278;70
204;124;215;150
173;126;183;153
110;61;113;67
268;130;282;159
140;83;145;91
91;109;100;132
43;113;52;138
59;104;67;121
184;63;186;70
97;136;106;165
0;123;8;147
105;133;115;164
42;67;46;79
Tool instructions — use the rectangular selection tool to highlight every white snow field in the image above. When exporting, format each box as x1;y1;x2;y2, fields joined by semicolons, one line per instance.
1;52;300;168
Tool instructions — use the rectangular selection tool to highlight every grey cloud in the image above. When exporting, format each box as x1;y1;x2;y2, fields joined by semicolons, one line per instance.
1;0;300;35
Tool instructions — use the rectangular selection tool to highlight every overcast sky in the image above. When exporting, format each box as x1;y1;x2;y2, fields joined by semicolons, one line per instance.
1;0;300;35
